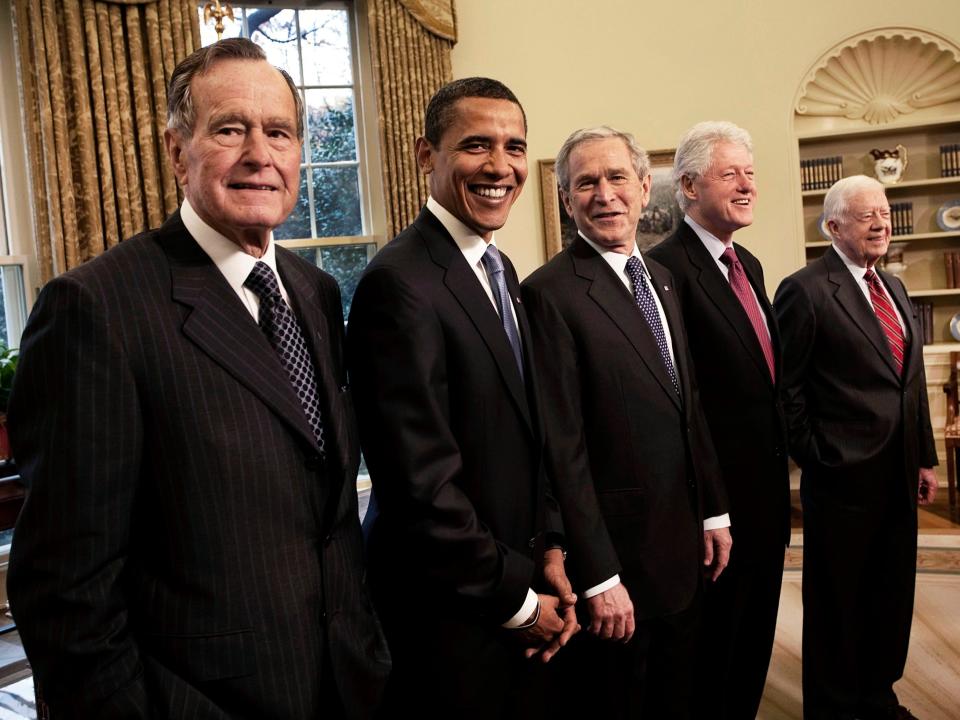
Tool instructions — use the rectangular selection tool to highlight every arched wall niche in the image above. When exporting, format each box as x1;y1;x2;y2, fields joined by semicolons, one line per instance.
793;26;960;135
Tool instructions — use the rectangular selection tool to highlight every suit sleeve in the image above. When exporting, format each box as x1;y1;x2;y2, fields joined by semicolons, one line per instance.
773;275;820;468
347;266;534;623
521;283;621;591
7;276;151;717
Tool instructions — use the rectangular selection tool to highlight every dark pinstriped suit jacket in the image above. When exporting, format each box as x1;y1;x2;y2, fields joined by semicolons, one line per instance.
7;212;390;719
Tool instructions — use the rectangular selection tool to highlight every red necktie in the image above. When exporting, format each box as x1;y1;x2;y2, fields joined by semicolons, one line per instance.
719;248;775;382
864;269;905;375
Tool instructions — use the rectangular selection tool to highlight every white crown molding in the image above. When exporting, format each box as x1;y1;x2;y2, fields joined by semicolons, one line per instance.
794;26;960;125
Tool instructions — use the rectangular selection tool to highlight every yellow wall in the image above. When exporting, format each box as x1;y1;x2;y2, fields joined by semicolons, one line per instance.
451;0;960;291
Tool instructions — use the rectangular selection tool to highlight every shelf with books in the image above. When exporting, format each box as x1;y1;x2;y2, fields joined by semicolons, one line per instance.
801;175;960;198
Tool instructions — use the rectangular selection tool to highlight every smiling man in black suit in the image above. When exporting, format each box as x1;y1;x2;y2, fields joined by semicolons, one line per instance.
647;120;790;720
775;174;938;720
346;78;578;719
522;126;730;719
8;38;388;719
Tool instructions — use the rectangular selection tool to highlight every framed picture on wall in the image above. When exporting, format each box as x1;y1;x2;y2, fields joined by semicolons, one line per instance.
539;150;681;261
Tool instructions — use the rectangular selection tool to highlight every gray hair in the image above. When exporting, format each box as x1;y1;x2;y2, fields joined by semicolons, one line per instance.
166;37;304;140
672;121;753;211
555;126;650;194
822;175;886;222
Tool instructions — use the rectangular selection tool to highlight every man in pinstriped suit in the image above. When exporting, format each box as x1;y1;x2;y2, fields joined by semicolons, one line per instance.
7;38;388;719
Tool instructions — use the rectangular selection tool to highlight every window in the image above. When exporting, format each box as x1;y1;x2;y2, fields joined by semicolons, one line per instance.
198;2;384;317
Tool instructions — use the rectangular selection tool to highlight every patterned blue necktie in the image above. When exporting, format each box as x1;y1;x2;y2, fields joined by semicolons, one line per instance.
244;261;325;452
481;244;525;379
625;255;679;395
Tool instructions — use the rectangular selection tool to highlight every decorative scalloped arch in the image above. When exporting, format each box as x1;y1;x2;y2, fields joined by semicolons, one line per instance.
794;27;960;125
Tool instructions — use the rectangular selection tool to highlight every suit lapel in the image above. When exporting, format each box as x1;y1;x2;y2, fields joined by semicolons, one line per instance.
571;238;681;409
415;210;534;431
677;224;773;385
161;215;318;450
824;247;901;381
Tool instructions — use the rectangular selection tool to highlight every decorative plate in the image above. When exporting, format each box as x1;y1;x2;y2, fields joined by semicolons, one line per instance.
950;312;960;342
817;213;832;241
937;200;960;232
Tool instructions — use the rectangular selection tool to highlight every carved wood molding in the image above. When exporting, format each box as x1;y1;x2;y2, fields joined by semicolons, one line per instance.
794;27;960;125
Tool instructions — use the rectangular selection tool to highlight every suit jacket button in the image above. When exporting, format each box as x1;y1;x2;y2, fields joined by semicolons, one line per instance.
324;533;334;547
305;453;323;471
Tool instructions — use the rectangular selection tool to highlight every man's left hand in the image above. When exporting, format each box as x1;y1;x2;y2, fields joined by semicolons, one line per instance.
918;467;937;505
532;548;580;662
703;527;732;581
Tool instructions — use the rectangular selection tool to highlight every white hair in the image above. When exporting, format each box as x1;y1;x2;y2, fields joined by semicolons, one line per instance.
672;121;753;211
822;175;886;222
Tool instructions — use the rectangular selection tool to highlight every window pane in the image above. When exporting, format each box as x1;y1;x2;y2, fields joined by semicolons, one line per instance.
313;166;361;237
289;243;374;318
274;168;311;241
248;8;302;84
0;265;27;347
305;89;356;163
299;8;352;86
318;244;370;317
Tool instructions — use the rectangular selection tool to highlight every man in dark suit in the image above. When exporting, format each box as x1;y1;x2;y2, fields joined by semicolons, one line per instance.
774;175;938;720
7;39;389;719
647;121;789;719
346;78;578;719
522;126;730;719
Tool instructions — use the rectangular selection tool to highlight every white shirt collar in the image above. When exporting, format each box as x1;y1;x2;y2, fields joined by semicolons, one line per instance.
181;197;287;302
832;242;873;283
578;230;648;281
684;215;730;261
426;196;498;267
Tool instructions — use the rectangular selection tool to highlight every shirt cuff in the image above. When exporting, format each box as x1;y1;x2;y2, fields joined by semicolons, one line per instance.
502;588;539;629
703;513;731;531
582;574;620;599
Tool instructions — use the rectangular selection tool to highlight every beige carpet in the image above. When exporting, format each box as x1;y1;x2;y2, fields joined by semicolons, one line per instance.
759;533;960;719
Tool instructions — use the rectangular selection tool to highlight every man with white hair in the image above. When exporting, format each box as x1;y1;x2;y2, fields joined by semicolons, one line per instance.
774;175;937;720
648;120;789;719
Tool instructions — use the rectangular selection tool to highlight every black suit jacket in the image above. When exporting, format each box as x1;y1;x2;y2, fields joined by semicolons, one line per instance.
8;212;389;719
774;246;937;503
347;207;553;628
648;223;790;556
522;237;727;620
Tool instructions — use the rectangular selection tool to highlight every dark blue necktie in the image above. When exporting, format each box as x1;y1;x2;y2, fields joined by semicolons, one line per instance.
244;261;325;451
625;255;679;395
481;244;525;379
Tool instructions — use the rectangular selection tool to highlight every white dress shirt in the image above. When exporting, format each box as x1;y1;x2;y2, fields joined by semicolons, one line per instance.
181;198;290;320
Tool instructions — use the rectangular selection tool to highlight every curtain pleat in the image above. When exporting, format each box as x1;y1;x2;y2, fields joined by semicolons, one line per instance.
368;0;455;238
11;0;199;283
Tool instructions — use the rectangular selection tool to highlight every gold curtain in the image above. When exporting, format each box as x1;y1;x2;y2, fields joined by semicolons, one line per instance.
11;0;200;283
368;0;455;238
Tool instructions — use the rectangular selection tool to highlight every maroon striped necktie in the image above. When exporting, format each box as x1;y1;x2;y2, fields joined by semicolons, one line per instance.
864;269;905;375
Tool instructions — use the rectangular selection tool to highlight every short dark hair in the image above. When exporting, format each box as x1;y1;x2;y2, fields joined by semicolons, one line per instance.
423;77;526;145
167;37;304;140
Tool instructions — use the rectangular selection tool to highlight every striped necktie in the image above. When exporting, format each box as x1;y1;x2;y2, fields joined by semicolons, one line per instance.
864;269;905;375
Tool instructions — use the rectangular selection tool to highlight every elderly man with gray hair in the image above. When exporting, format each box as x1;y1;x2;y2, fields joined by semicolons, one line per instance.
523;125;729;718
648;120;789;719
774;175;937;720
7;38;389;717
